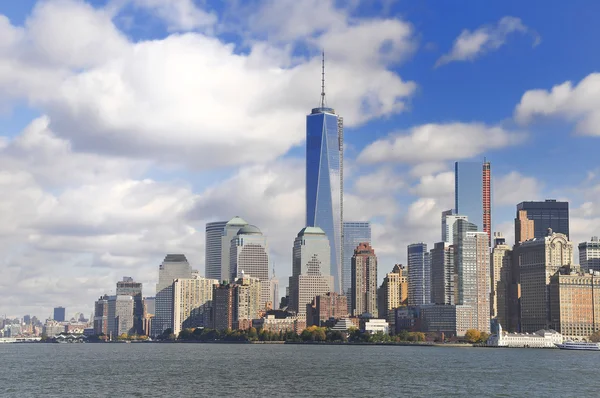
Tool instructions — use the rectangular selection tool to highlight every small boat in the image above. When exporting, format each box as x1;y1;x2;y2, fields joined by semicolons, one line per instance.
555;341;600;351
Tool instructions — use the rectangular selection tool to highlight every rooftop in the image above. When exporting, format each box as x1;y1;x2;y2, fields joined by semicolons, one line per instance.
226;216;248;226
297;226;326;236
237;225;262;235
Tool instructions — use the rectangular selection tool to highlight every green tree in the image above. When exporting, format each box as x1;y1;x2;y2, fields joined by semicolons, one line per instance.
248;327;258;341
465;329;481;343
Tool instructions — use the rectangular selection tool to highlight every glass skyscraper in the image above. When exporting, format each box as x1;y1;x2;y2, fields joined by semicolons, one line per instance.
516;200;569;239
454;161;491;242
342;221;371;296
306;60;343;293
407;243;430;306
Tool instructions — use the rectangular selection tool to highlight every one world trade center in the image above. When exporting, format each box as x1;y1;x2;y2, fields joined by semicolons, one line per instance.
306;53;343;293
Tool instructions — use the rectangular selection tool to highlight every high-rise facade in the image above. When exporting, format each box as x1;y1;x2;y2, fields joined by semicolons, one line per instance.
306;59;343;293
221;216;249;282
579;237;600;272
288;227;334;318
342;221;371;297
430;242;455;305
152;254;193;337
514;209;534;244
269;271;279;310
172;275;218;337
454;161;491;243
441;210;468;244
107;295;134;337
93;295;109;335
378;264;408;329
351;242;378;316
53;307;65;322
205;221;227;280
516;200;569;239
234;275;262;330
514;231;573;333
212;283;235;331
307;292;348;326
229;225;269;309
116;277;143;335
491;233;512;329
408;243;430;306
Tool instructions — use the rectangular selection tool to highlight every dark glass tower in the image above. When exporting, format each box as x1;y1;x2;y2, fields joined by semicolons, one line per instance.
516;200;569;239
306;53;343;292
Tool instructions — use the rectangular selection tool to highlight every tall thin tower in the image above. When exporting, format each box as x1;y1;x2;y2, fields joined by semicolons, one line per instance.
306;52;344;292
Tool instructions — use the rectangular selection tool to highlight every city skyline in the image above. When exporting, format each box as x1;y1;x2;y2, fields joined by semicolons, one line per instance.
1;0;600;319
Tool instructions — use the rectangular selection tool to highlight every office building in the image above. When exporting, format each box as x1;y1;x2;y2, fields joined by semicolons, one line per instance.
514;209;534;245
430;242;455;305
205;221;227;280
549;267;600;340
107;295;134;338
288;227;334;317
378;264;408;329
269;271;279;311
342;221;371;297
116;277;143;335
172;275;218;337
306;56;343;293
441;210;468;244
408;243;430;306
212;283;235;331
235;274;262;330
221;216;249;283
516;200;569;239
351;242;378;316
491;233;512;330
152;254;193;336
42;320;65;337
93;295;109;335
306;292;348;326
229;225;270;309
514;230;573;333
579;237;600;272
454;219;490;332
454;161;491;243
53;307;65;322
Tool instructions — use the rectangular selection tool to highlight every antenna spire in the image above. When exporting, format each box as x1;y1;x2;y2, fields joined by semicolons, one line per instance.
321;50;326;108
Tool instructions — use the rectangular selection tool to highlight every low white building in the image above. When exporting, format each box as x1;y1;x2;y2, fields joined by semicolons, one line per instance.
487;324;563;348
363;319;389;334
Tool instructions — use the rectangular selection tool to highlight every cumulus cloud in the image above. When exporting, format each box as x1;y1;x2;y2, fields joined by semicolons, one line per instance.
515;73;600;136
493;171;543;206
126;0;217;31
436;16;540;67
358;122;524;165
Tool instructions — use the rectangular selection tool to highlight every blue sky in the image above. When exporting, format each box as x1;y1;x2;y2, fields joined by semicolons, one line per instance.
0;0;598;318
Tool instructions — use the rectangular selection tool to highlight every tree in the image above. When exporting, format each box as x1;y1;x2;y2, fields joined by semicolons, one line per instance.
465;329;481;343
589;330;600;342
248;327;258;341
478;332;490;344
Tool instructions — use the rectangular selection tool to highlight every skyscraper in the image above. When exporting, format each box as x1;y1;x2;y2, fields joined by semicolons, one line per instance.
288;227;334;318
516;200;569;239
205;221;227;280
454;161;491;243
306;54;343;293
172;275;218;337
430;242;455;305
53;307;65;322
351;242;378;316
116;277;143;335
229;225;269;309
579;237;600;272
378;264;408;329
152;254;193;337
342;221;371;297
269;270;280;310
514;209;534;244
408;243;430;306
94;295;109;335
441;210;468;244
221;216;249;282
490;233;512;329
107;295;134;338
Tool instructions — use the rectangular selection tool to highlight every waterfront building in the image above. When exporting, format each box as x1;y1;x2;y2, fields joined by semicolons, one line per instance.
205;221;227;280
487;324;562;348
441;210;468;244
152;254;193;336
42;320;64;337
306;292;348;326
229;225;270;309
253;312;300;334
408;243;430;306
93;295;109;335
306;56;343;293
116;277;143;335
514;230;573;333
107;295;134;338
454;219;490;333
514;209;534;245
362;318;389;334
212;283;235;331
516;200;569;239
419;304;475;337
342;221;371;299
454;161;491;243
235;274;262;330
288;227;334;318
53;307;65;322
351;242;378;316
491;233;512;329
172;275;218;337
378;264;408;329
579;237;600;272
549;267;600;340
430;243;455;305
221;216;249;283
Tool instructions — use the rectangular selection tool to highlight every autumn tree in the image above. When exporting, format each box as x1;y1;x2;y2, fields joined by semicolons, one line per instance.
464;329;481;343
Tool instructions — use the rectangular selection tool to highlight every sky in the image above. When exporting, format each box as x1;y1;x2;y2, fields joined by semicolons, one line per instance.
1;0;599;320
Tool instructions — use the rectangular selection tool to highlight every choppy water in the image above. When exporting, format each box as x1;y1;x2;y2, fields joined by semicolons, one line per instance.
0;343;598;397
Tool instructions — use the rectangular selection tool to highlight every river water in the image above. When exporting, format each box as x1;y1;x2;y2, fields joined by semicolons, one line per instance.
0;343;598;397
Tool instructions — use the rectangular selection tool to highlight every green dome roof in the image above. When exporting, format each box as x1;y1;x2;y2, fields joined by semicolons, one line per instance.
237;225;262;235
226;216;248;226
297;226;326;236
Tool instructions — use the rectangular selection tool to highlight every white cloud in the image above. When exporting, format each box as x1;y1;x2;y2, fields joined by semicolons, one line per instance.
493;171;543;206
410;171;454;205
515;73;600;136
436;16;539;67
352;167;404;196
358;122;524;165
127;0;217;31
